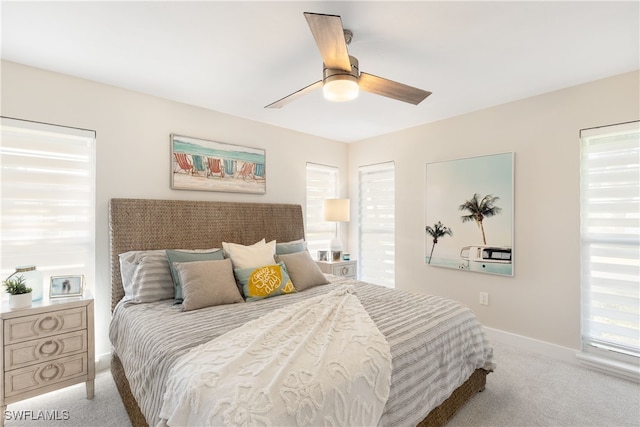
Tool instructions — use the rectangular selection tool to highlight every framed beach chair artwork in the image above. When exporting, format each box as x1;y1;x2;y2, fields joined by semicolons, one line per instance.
170;134;266;194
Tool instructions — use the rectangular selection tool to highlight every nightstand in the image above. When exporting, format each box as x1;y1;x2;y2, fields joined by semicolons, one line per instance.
0;292;94;426
316;259;357;279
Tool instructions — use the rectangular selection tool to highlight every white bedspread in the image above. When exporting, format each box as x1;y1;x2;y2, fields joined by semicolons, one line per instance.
158;285;392;427
110;278;495;426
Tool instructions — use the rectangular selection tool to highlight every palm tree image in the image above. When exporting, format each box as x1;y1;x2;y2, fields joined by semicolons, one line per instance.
458;193;502;244
426;221;453;264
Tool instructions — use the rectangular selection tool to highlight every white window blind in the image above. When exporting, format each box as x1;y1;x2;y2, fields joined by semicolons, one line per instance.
1;117;96;298
580;121;639;371
359;162;395;288
305;163;338;255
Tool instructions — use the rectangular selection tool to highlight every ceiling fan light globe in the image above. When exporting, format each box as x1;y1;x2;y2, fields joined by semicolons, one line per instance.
323;75;359;102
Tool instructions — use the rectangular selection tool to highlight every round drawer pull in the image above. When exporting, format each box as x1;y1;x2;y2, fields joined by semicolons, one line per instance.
341;267;349;275
37;315;61;333
37;340;61;357
38;364;62;382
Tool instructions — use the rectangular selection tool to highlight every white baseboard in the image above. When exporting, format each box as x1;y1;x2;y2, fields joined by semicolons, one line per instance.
95;352;112;372
483;326;579;365
483;326;639;382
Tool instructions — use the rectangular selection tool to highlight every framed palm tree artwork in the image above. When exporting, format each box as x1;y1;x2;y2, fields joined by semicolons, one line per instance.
425;152;514;276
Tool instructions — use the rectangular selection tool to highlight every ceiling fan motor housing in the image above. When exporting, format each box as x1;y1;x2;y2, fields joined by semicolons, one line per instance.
323;55;360;81
322;55;360;102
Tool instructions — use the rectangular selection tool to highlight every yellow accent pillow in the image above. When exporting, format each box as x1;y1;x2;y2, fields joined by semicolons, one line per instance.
234;263;295;301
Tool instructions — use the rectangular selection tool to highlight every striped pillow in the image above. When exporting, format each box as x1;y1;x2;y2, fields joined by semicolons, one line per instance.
119;250;174;303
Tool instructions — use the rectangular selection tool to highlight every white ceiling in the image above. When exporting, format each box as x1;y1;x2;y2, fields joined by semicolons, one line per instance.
2;1;638;142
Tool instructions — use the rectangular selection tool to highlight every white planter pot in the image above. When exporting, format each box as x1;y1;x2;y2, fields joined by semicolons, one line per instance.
10;292;32;309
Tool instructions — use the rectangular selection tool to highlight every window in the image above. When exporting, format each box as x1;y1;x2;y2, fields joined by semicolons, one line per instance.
1;117;96;298
579;121;639;378
359;162;395;287
305;163;338;255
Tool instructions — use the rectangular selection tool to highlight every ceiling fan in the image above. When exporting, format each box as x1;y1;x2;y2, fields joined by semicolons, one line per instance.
265;12;432;109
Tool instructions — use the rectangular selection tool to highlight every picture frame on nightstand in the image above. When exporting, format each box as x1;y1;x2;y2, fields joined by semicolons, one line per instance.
50;275;84;298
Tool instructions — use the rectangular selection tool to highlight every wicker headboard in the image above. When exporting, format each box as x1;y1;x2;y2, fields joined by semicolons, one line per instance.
108;198;305;311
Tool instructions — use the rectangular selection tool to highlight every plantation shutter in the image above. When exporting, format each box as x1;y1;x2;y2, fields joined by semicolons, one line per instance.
358;162;395;288
1;117;96;298
579;121;640;368
305;163;338;255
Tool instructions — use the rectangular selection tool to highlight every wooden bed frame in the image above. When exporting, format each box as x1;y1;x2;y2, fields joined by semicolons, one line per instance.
108;198;488;427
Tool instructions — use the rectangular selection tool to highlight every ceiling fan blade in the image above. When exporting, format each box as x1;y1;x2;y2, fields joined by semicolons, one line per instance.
359;72;432;105
264;80;323;109
304;12;351;72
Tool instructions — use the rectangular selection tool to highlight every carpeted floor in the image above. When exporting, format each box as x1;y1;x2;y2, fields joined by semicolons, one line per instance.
4;340;639;426
4;369;131;427
448;341;640;427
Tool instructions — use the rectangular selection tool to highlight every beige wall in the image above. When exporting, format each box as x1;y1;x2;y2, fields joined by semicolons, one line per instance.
347;70;640;350
1;60;348;359
3;59;638;357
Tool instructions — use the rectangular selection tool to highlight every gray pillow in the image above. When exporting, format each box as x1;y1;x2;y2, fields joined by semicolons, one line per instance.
275;239;307;255
166;249;225;302
275;250;329;291
174;259;244;311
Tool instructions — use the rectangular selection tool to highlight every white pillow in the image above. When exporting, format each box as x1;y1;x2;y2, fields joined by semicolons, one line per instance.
222;239;276;269
222;238;265;256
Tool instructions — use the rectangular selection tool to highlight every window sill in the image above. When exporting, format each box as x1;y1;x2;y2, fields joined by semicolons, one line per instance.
576;352;640;383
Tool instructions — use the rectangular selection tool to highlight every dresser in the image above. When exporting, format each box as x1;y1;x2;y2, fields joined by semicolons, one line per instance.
0;292;94;426
316;259;357;279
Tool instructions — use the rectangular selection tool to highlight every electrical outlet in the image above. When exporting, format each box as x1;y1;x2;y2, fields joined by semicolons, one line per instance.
479;292;489;306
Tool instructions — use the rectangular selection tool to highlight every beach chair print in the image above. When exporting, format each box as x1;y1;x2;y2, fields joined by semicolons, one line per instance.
223;159;236;176
207;157;225;178
191;155;206;176
255;163;265;181
236;161;255;180
173;152;194;174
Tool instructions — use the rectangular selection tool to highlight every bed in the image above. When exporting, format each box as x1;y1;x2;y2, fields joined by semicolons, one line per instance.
108;198;494;427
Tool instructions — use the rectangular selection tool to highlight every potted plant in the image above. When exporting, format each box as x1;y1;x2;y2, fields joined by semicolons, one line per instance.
3;275;33;309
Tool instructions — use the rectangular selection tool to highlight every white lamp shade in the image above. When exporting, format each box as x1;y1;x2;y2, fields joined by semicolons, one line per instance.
324;199;350;222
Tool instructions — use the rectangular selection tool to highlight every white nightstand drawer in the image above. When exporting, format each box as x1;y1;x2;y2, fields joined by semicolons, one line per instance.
4;353;88;398
331;263;356;277
3;307;87;345
4;330;88;370
316;260;357;279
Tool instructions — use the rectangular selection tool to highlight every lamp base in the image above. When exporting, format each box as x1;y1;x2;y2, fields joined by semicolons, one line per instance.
330;237;343;253
330;237;343;262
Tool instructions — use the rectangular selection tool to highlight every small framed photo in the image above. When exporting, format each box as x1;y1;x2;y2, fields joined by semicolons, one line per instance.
50;275;84;298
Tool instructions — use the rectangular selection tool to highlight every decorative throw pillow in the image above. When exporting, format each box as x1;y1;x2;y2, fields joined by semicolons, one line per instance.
222;239;276;269
275;250;329;291
234;262;296;301
222;238;265;256
119;250;174;303
174;259;243;311
166;249;225;302
275;239;307;255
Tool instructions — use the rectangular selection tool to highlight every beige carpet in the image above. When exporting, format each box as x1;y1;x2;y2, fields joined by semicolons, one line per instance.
448;341;640;427
4;340;639;426
5;370;131;427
